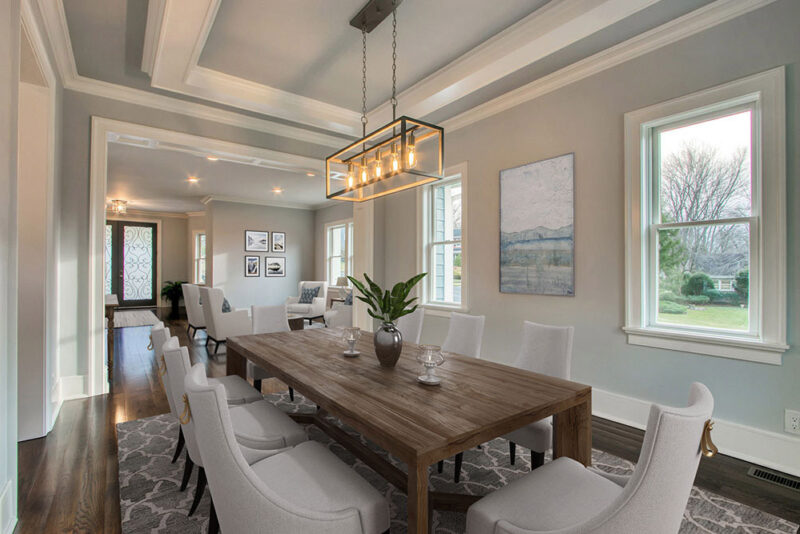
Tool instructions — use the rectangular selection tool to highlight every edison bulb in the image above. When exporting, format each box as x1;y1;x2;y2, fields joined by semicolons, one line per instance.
408;147;416;167
361;166;368;183
392;153;399;172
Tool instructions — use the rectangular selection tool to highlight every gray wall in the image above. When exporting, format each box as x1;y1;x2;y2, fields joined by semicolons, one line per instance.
380;0;800;435
313;202;353;281
208;200;315;308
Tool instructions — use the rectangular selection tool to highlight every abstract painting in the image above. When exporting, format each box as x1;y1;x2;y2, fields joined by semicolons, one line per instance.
244;230;269;252
500;153;574;296
265;256;285;277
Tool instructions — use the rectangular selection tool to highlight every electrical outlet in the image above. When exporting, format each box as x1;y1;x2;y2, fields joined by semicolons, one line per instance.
785;409;800;435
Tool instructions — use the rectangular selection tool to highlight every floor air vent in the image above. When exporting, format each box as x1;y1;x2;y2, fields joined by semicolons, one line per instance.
747;467;800;491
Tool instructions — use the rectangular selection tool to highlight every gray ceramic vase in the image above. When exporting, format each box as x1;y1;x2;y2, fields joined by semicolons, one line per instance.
374;322;403;367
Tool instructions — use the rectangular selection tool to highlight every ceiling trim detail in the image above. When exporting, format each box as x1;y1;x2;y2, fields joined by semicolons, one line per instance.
34;0;350;148
442;0;779;132
202;195;325;211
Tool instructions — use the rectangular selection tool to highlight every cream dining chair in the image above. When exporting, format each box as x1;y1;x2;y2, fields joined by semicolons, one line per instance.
396;306;425;345
248;304;294;400
151;325;185;463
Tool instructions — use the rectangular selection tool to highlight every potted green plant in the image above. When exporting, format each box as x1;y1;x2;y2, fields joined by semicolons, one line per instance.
348;272;426;367
161;280;186;320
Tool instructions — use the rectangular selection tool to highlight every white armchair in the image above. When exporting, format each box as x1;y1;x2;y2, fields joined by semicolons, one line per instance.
199;286;251;354
466;383;714;534
285;281;328;317
181;283;206;339
324;301;353;328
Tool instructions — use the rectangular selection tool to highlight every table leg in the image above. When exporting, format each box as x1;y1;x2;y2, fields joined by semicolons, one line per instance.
553;392;592;466
226;345;247;379
407;458;429;534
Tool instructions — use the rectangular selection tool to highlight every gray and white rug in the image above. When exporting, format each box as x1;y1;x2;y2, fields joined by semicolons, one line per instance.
118;392;798;534
114;310;161;328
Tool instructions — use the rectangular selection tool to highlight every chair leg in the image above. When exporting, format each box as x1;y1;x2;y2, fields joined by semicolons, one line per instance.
509;441;516;465
454;452;463;483
253;379;262;392
180;452;194;492
188;467;207;517
532;451;545;470
187;325;192;338
437;460;443;473
205;336;210;347
172;427;185;464
213;341;220;354
209;498;220;534
289;387;294;401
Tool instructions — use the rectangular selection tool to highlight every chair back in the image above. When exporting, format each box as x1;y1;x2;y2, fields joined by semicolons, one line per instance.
513;321;574;380
184;364;366;534
586;383;714;533
396;307;425;345
164;346;204;467
199;286;225;339
298;281;328;302
152;325;177;417
182;283;206;328
442;312;485;359
252;304;290;334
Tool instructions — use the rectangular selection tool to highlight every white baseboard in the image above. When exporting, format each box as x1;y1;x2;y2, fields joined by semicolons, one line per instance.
0;480;16;534
59;375;88;400
593;388;800;477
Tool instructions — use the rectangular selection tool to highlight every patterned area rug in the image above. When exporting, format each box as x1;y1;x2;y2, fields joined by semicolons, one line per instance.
118;392;798;533
114;310;161;328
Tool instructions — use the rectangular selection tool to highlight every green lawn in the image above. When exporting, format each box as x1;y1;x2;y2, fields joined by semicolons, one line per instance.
658;304;748;330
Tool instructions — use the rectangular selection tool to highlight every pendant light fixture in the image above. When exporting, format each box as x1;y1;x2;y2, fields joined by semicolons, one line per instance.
326;0;444;202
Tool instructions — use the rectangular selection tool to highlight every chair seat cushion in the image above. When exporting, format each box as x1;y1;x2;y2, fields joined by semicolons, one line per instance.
251;441;389;534
209;375;263;405
503;418;552;453
229;399;307;449
466;457;622;534
286;303;312;314
247;360;272;381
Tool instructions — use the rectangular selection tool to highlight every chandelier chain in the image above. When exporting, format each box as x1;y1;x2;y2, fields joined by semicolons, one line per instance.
361;24;368;137
391;0;398;120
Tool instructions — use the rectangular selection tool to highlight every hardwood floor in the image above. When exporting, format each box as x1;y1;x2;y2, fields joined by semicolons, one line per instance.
15;313;800;532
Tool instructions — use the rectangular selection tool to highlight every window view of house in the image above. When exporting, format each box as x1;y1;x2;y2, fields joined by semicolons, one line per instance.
326;221;353;284
194;232;206;284
429;179;462;306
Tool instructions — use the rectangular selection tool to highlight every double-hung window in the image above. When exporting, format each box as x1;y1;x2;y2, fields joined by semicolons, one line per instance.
193;232;206;284
326;220;353;284
418;163;468;312
624;68;787;364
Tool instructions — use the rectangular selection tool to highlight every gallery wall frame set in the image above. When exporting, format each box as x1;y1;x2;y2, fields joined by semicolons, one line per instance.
245;229;286;253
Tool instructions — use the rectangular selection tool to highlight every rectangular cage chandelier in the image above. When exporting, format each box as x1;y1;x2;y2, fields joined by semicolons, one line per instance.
326;0;444;202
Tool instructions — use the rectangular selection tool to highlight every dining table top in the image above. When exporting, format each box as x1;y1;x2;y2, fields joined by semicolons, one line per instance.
228;327;591;465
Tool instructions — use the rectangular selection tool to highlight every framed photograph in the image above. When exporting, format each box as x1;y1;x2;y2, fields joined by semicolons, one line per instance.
244;230;269;252
500;153;574;296
264;256;285;277
244;255;260;277
271;231;286;252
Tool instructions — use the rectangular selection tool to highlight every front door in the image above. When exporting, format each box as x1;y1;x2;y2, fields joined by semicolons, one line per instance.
105;221;158;307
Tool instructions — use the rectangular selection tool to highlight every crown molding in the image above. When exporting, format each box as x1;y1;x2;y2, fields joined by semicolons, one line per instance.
201;195;319;211
107;208;189;219
442;0;779;132
35;0;351;148
186;210;206;217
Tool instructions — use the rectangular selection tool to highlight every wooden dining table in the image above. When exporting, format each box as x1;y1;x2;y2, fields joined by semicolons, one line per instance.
227;328;591;534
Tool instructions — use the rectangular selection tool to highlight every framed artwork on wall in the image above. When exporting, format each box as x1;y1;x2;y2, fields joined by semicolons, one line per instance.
271;231;286;252
265;256;285;277
500;153;575;296
245;255;260;277
244;230;269;251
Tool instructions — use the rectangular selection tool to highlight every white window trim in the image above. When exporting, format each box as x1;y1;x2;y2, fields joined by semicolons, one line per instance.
623;67;787;365
417;162;469;317
324;218;354;286
191;230;206;285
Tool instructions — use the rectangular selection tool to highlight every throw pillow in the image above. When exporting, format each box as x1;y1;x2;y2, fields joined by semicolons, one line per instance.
222;298;232;313
344;291;353;305
298;286;320;304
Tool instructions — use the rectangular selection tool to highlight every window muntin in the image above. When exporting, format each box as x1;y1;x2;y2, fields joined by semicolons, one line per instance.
326;220;353;284
426;178;462;306
193;232;206;284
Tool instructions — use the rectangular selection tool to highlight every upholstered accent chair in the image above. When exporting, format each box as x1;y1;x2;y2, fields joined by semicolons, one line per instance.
285;281;328;316
249;304;294;400
184;363;391;534
164;346;307;517
324;301;353;328
199;286;251;354
466;383;714;534
503;321;574;470
152;325;186;463
439;312;486;482
181;283;206;339
396;307;425;345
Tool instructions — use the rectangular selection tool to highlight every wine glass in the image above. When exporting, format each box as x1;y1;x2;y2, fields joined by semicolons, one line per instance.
416;345;445;385
342;327;361;357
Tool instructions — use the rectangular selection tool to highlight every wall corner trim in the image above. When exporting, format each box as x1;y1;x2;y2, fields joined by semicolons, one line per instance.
0;480;16;534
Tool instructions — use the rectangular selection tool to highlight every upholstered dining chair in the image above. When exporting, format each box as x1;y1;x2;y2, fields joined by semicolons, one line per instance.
164;346;307;517
249;304;295;400
440;312;486;481
285;281;328;317
396;306;425;345
181;283;206;339
199;286;251;354
183;363;391;534
324;301;353;328
503;321;574;470
466;383;715;534
152;326;186;463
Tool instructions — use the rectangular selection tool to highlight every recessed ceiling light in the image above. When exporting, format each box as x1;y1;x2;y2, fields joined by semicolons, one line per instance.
206;155;219;161
306;172;315;177
272;187;283;194
187;176;199;183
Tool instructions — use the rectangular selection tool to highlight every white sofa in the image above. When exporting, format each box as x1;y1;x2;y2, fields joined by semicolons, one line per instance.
285;281;328;317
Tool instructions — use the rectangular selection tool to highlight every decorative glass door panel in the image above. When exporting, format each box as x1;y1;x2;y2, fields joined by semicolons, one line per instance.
106;221;158;307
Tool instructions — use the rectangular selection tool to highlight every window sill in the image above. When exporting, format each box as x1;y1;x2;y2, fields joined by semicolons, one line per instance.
422;303;469;318
622;326;788;365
